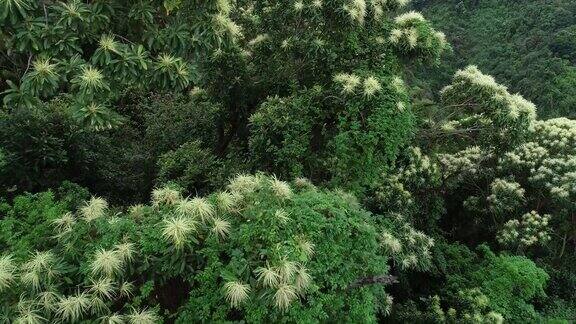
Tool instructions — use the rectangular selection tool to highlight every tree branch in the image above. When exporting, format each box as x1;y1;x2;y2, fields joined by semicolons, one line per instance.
347;275;398;290
22;54;33;76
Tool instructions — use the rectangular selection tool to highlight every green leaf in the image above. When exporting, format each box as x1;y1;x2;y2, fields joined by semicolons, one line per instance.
163;0;181;15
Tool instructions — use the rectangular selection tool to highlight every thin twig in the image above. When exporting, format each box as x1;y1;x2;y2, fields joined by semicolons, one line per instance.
558;233;567;259
23;54;33;76
114;33;135;45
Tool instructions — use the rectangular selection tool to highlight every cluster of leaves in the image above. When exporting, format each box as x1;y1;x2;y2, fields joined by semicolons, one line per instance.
394;243;548;323
0;0;221;128
1;0;449;199
213;0;446;192
1;0;575;323
0;174;436;322
370;65;576;322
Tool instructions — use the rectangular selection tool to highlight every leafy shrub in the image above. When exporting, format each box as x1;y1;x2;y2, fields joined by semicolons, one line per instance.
156;141;220;195
141;93;221;156
395;243;548;323
0;0;237;114
0;97;152;202
249;74;414;193
448;246;549;322
0;148;6;174
241;0;447;193
0;174;433;322
0;183;88;259
551;25;576;64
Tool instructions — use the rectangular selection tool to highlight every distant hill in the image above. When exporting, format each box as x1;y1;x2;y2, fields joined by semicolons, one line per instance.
414;0;576;118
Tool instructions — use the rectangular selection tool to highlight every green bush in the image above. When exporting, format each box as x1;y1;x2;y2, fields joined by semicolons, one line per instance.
448;246;549;322
0;174;433;322
249;73;414;193
156;141;220;195
551;26;576;64
141;93;221;156
0;183;88;259
0;97;152;202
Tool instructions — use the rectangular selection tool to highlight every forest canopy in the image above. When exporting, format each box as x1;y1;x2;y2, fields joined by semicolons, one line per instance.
0;0;575;323
412;0;576;118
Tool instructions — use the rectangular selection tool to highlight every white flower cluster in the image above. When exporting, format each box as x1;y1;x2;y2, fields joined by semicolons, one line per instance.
294;0;305;11
371;0;410;19
248;33;270;47
440;115;492;134
440;66;536;147
152;186;181;206
391;75;406;93
509;118;576;202
79;197;108;222
343;0;367;24
506;93;537;120
380;220;434;271
394;11;425;24
399;147;441;187
532;118;576;155
486;179;525;214
449;66;536;121
226;258;312;310
210;0;240;40
213;13;243;39
442;289;504;324
389;28;415;48
438;146;486;186
381;231;402;254
499;142;548;172
2;243;148;323
363;76;382;97
373;174;414;210
401;226;434;270
530;157;576;201
439;120;460;132
443;65;506;94
0;255;16;292
51;197;110;240
548;171;576;200
334;73;361;94
389;11;446;52
343;0;411;23
372;148;437;214
333;73;382;97
495;118;576;204
497;211;551;248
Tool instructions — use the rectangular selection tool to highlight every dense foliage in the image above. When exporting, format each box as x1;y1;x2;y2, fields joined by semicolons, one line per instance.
413;0;576;118
1;175;433;322
1;0;575;323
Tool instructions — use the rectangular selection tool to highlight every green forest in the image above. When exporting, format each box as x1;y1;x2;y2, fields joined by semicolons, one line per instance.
0;0;574;323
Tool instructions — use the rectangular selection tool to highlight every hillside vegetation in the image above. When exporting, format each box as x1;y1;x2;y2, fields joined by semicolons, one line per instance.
414;0;576;118
0;0;575;322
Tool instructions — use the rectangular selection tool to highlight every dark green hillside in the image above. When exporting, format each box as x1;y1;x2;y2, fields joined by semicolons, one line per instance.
415;0;576;118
